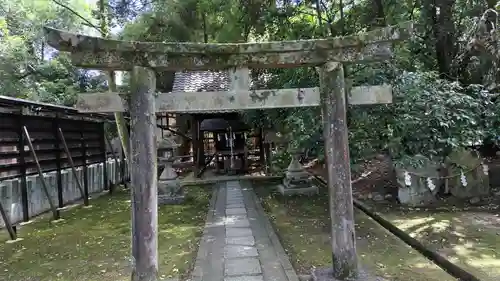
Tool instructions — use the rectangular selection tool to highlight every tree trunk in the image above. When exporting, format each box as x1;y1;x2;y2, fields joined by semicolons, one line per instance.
372;0;386;26
423;0;457;78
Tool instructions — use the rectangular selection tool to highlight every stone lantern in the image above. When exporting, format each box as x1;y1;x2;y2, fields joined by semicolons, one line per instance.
277;148;318;196
158;132;177;158
157;134;185;205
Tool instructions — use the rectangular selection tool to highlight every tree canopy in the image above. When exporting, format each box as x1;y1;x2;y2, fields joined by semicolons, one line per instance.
3;0;500;165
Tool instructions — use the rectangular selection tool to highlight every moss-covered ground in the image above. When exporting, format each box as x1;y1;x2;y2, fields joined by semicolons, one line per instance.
0;186;211;281
382;210;500;281
253;183;456;281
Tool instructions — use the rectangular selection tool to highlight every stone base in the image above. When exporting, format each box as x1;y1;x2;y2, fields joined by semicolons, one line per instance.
277;184;318;196
312;267;386;281
158;194;186;205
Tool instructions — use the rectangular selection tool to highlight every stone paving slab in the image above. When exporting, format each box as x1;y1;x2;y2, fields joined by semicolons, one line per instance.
225;276;264;281
226;236;256;246
225;217;251;228
190;180;297;281
226;207;247;215
227;203;245;208
225;257;262;276
224;245;259;258
226;227;253;237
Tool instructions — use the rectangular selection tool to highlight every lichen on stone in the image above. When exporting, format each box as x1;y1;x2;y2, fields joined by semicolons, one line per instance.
43;21;413;70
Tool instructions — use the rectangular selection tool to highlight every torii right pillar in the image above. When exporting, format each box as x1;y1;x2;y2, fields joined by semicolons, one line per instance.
316;62;358;280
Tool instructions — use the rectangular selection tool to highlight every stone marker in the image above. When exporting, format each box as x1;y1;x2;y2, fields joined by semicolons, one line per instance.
157;135;185;205
277;151;318;196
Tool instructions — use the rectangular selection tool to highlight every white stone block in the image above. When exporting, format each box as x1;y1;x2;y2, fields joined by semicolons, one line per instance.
99;163;104;190
89;164;96;193
61;170;70;202
10;180;22;224
26;175;36;217
47;171;58;204
0;181;12;227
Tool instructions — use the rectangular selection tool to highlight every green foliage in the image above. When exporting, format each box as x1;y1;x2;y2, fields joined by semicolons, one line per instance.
0;0;100;103
2;0;499;167
388;71;497;161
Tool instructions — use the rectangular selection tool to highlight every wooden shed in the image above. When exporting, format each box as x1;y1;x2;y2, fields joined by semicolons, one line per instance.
157;70;265;177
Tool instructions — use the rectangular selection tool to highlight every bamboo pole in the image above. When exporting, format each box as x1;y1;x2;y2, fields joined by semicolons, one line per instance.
57;128;89;206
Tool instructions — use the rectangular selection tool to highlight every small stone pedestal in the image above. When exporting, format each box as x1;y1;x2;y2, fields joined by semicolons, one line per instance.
277;153;318;196
158;158;185;205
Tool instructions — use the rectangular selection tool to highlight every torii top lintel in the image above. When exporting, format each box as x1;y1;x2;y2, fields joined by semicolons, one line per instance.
43;22;413;71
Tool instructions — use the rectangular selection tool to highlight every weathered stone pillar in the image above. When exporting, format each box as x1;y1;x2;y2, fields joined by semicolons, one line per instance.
317;62;358;280
130;66;158;281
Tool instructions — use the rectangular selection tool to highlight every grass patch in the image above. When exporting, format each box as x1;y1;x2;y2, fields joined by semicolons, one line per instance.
254;183;455;281
0;186;211;281
383;210;500;281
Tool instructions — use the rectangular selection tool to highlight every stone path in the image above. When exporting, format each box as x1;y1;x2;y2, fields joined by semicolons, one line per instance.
191;180;298;281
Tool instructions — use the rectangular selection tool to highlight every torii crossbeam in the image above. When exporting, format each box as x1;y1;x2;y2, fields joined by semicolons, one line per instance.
44;21;413;281
44;23;411;70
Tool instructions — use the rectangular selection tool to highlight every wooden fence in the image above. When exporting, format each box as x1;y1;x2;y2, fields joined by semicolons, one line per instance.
0;96;126;240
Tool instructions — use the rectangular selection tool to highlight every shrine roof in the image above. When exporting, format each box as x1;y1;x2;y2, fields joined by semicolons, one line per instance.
200;117;249;132
172;71;231;92
171;70;266;113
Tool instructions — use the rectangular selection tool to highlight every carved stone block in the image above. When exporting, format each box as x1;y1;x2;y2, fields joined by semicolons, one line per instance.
277;156;318;196
158;162;185;205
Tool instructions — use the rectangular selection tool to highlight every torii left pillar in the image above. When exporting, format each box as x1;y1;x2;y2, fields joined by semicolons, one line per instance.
130;66;159;281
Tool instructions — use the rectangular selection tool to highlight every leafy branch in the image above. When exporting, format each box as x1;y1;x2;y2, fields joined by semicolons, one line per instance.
51;0;104;34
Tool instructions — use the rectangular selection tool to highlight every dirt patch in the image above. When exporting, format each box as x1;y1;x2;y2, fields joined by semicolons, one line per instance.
307;156;398;200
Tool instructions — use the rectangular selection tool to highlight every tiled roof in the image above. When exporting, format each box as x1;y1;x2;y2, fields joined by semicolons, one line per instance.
170;70;272;114
172;71;231;92
171;71;235;113
200;118;249;131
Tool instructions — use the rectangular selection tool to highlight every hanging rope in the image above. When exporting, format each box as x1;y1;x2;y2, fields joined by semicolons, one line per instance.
402;162;488;192
403;162;483;180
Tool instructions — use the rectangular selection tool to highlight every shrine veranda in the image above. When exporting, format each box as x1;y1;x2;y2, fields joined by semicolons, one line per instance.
43;22;413;280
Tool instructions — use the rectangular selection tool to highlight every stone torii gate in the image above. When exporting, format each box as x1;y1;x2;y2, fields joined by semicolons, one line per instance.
44;22;412;281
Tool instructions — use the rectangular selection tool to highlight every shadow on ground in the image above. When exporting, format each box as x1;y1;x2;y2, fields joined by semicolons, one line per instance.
309;156;500;281
253;182;455;281
382;209;500;281
0;186;211;281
